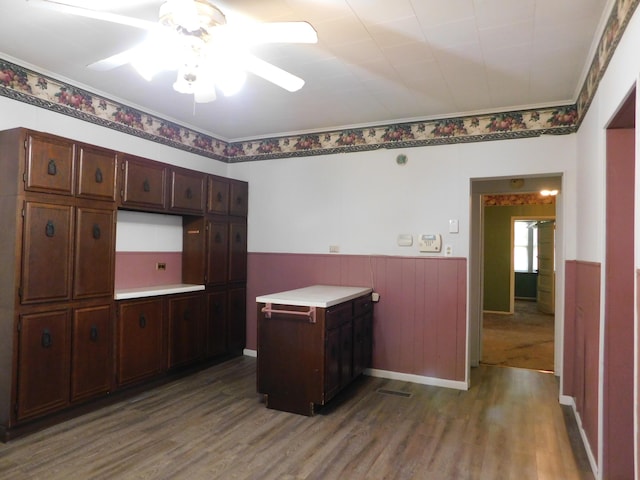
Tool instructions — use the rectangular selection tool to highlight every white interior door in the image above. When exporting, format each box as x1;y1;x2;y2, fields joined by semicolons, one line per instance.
536;220;555;314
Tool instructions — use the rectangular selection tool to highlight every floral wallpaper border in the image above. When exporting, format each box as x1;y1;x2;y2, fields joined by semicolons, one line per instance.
0;0;637;163
484;194;557;207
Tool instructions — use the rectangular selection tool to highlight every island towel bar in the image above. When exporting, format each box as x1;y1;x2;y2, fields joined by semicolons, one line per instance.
261;304;317;323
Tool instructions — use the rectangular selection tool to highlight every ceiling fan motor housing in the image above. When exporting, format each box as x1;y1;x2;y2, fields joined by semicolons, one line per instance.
159;0;226;34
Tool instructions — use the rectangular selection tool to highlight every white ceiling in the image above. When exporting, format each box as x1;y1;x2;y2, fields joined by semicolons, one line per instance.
0;0;611;141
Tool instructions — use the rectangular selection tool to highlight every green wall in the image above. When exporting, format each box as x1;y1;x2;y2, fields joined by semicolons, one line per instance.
483;203;555;312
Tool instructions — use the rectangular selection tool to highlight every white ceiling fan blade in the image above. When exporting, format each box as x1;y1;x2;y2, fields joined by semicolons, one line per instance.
242;54;305;92
87;47;140;71
27;0;157;30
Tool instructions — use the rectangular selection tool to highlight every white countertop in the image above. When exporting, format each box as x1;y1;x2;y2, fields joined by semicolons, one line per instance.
256;285;372;308
115;283;205;300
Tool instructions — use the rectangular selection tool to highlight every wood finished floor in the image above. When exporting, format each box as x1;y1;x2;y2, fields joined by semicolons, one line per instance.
0;357;593;480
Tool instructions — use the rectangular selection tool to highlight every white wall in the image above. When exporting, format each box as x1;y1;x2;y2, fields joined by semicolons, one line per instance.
230;134;577;258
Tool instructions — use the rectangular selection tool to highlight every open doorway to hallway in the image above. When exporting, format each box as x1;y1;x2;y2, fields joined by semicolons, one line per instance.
468;175;562;375
481;213;556;372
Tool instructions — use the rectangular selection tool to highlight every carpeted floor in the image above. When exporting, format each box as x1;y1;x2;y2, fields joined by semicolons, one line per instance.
481;300;555;372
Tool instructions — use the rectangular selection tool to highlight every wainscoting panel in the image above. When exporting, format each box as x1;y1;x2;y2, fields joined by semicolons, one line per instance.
247;253;467;382
563;260;601;463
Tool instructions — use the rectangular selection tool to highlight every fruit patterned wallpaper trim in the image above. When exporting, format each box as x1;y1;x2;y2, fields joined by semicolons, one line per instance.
0;0;637;163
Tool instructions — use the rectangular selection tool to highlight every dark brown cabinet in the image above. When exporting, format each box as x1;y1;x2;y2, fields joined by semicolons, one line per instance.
24;132;75;195
120;155;167;210
169;168;205;214
76;145;117;202
73;207;115;299
206;219;229;286
257;289;372;416
207;177;229;215
71;304;112;402
0;128;247;441
228;286;246;353
168;294;203;368
16;309;71;421
21;201;74;304
229;180;248;217
228;221;247;283
116;298;165;387
205;290;227;357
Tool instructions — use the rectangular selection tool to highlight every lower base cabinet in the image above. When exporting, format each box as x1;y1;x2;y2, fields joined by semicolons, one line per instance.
17;309;71;421
71;304;113;402
168;294;204;368
116;298;165;387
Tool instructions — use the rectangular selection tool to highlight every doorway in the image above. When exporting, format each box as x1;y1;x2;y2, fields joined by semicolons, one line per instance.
481;201;556;371
469;175;563;373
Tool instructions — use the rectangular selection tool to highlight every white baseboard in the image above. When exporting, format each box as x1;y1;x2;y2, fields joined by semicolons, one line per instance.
365;368;469;391
243;349;257;358
561;395;598;478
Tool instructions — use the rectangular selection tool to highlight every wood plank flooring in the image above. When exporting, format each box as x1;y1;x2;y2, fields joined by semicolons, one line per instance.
0;357;593;479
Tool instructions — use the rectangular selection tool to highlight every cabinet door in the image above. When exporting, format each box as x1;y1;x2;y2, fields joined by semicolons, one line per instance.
169;169;205;214
228;222;247;283
339;321;353;387
324;327;341;401
227;287;246;352
76;145;117;201
71;304;112;402
116;299;165;387
74;207;115;299
229;180;248;217
206;290;227;357
120;156;166;210
21;201;73;304
207;176;229;215
206;219;228;286
16;309;71;421
168;294;203;368
25;132;75;195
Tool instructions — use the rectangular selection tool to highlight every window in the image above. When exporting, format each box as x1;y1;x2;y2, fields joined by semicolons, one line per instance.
514;220;538;272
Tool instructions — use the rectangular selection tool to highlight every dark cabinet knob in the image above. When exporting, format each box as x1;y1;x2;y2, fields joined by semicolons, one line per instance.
41;328;53;348
235;233;242;243
216;192;223;202
92;224;101;240
139;313;147;328
90;325;99;341
47;159;57;176
95;167;103;184
186;187;193;199
236;196;243;205
143;179;150;192
45;220;55;238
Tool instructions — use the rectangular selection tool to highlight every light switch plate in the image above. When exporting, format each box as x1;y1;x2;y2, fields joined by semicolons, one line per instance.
449;219;459;233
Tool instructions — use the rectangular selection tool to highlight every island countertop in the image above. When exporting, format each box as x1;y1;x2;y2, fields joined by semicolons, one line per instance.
256;285;372;308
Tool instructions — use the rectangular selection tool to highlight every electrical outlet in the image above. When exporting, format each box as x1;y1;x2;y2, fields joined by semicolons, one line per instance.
329;245;340;253
444;245;453;257
156;262;167;271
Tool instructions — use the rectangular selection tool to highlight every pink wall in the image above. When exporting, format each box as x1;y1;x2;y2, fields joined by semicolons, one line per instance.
603;127;635;478
246;253;467;382
114;251;182;289
563;260;601;462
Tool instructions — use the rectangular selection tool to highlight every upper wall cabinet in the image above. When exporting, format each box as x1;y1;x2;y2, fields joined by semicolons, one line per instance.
229;180;248;217
120;155;167;211
76;145;118;202
25;132;75;195
207;176;230;215
169;167;205;215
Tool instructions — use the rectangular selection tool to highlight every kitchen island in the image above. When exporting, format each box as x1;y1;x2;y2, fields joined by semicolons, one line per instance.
256;285;373;415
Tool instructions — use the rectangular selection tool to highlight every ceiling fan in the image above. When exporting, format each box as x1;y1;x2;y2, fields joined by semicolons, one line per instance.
28;0;318;102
